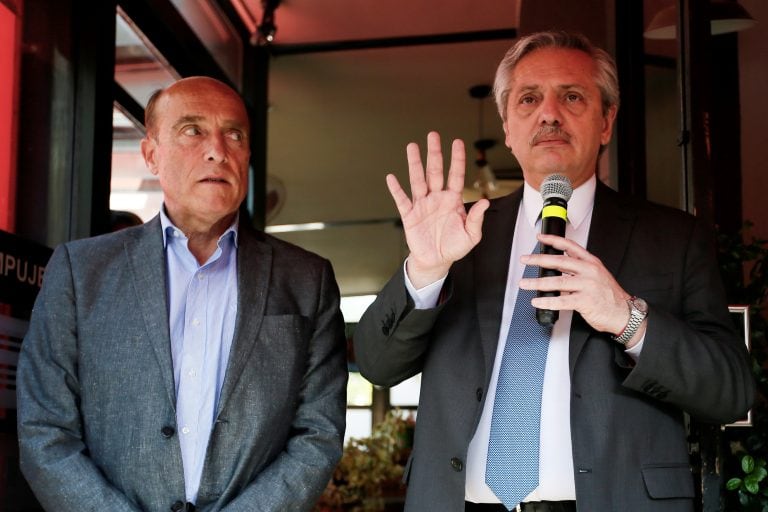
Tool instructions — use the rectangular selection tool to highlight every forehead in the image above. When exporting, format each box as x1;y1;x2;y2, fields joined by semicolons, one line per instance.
510;47;598;91
157;81;249;130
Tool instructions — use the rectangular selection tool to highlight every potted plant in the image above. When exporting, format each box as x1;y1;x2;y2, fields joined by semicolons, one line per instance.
719;222;768;510
315;410;414;512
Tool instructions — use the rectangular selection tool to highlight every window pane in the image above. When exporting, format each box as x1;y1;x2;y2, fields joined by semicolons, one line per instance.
115;7;179;108
347;371;372;406
168;0;243;88
345;409;372;444
389;373;421;407
110;105;162;222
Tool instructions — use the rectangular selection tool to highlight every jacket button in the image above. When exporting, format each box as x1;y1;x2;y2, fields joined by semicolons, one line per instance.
170;501;185;512
476;388;483;402
161;426;175;438
450;457;464;472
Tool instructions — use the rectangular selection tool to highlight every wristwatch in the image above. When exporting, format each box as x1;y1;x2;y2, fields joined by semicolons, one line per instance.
613;296;648;345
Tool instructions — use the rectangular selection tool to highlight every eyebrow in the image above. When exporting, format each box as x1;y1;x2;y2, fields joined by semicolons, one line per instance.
171;115;248;133
515;83;588;93
172;115;204;131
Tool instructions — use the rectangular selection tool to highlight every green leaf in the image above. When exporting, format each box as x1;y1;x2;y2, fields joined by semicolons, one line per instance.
755;467;768;482
727;477;744;491
744;455;756;474
745;478;760;494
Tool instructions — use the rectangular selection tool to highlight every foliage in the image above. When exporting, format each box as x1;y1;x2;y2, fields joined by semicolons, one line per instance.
726;455;768;510
719;222;768;510
314;410;414;512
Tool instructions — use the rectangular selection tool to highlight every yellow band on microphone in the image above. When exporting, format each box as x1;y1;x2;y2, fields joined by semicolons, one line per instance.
542;204;567;220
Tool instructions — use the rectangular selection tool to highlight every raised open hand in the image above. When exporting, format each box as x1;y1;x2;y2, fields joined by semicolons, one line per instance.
386;132;489;288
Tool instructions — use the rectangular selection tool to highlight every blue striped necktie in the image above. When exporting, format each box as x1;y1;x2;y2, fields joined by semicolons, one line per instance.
486;243;553;510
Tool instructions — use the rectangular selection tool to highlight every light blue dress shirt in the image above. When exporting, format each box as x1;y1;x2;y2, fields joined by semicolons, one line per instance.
160;209;239;503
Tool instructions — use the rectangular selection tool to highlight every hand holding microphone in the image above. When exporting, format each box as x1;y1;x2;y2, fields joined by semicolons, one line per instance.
536;174;573;326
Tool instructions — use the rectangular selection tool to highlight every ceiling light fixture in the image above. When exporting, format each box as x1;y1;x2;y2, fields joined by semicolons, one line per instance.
257;0;281;45
644;0;757;39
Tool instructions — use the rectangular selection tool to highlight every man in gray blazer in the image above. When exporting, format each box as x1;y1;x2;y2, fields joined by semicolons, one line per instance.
353;31;754;511
17;76;347;511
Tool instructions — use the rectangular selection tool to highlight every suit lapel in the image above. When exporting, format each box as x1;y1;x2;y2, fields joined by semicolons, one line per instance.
568;181;636;375
125;216;176;406
474;190;522;378
216;224;271;416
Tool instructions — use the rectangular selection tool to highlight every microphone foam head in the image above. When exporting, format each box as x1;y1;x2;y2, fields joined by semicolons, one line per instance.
540;174;573;202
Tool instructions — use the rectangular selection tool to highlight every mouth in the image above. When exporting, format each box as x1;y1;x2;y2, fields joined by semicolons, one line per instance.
199;177;229;185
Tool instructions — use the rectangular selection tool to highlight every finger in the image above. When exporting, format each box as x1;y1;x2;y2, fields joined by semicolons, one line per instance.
519;274;580;293
406;142;427;200
425;131;445;192
537;233;598;262
446;138;467;192
530;294;578;311
385;174;413;218
465;198;489;243
522;253;587;276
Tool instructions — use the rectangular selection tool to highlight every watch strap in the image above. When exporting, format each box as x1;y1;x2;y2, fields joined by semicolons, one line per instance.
613;296;647;345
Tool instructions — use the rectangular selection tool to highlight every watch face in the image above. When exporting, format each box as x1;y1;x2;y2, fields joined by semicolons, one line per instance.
631;297;649;314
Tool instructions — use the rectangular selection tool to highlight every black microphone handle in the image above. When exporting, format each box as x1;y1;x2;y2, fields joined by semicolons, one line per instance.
536;206;567;326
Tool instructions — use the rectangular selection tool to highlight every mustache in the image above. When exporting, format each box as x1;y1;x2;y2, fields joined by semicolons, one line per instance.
530;126;571;146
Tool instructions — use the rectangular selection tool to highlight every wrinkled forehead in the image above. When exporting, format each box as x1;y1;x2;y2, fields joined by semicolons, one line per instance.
509;48;599;92
158;79;250;131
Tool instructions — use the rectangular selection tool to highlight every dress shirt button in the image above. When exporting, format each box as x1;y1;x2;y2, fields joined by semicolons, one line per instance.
450;457;464;472
182;426;191;435
161;426;175;438
171;501;185;512
476;387;483;402
192;318;200;326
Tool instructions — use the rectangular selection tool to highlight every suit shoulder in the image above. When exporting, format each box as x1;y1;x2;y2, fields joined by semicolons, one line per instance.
62;223;148;255
600;183;697;226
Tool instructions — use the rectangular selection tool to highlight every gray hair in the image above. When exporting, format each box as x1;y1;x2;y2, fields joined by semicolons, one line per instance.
493;30;620;121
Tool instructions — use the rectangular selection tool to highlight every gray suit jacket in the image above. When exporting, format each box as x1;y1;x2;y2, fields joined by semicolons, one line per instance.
17;216;347;511
354;182;754;511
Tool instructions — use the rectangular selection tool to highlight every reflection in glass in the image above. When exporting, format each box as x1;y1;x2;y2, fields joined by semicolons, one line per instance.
110;106;162;222
168;0;243;88
115;7;179;107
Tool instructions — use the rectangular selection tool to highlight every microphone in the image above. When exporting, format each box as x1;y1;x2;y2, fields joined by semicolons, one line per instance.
536;174;573;326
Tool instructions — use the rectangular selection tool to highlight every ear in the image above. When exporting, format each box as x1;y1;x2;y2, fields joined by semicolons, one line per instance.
140;137;159;176
600;105;618;146
502;121;512;149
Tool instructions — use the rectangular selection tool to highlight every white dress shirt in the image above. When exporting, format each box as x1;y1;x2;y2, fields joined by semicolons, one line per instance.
406;176;644;503
161;209;239;503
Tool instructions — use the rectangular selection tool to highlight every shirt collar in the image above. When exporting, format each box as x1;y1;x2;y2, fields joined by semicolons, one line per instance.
159;206;240;248
521;174;596;230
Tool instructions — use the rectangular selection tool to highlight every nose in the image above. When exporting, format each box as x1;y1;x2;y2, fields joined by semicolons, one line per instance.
538;94;562;126
204;133;228;163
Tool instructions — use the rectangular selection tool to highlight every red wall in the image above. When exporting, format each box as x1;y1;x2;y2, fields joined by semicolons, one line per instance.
0;3;18;232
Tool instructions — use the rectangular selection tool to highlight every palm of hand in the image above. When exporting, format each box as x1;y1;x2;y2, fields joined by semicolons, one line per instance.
402;189;475;268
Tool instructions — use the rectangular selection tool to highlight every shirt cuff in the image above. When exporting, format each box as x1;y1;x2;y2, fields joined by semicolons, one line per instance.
403;259;447;310
624;334;645;362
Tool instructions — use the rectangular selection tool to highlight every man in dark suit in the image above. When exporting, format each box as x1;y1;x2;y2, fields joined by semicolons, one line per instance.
17;76;347;511
353;31;754;512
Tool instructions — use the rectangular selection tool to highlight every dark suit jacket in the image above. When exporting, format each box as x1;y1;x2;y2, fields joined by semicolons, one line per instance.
354;181;754;512
17;216;348;511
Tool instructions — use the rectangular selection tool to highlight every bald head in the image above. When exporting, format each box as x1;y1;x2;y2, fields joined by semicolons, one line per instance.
144;77;248;138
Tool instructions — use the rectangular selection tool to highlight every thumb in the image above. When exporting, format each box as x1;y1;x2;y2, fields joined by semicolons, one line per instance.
465;199;489;244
